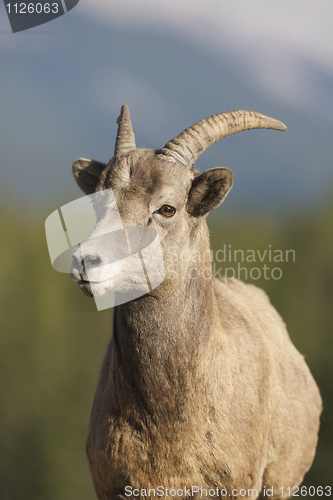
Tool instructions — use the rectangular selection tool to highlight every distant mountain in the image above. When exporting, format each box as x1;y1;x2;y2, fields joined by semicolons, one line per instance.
1;13;332;213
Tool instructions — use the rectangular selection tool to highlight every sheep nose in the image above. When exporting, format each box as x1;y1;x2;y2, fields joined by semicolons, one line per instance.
70;248;103;282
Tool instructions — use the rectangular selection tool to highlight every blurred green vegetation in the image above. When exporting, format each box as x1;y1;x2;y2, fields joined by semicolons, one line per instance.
0;202;332;499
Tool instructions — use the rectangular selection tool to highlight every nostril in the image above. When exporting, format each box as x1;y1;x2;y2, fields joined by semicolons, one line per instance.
84;255;102;269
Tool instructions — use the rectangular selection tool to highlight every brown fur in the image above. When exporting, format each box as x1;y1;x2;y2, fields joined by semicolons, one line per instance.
71;148;321;500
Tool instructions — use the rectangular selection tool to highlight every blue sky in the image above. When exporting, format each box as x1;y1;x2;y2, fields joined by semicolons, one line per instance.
1;0;333;213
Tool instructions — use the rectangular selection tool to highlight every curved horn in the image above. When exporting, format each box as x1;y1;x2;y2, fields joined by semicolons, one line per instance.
156;110;287;166
114;104;136;157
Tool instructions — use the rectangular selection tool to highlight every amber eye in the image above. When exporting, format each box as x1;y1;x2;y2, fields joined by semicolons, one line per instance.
157;205;176;217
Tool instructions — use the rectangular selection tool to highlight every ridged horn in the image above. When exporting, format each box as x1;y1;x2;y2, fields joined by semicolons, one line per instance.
156;110;287;166
114;104;136;157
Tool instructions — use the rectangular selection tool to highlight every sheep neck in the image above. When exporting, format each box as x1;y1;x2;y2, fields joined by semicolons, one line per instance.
112;232;218;421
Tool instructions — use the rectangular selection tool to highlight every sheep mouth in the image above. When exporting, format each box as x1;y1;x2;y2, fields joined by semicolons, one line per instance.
77;278;115;298
77;280;93;298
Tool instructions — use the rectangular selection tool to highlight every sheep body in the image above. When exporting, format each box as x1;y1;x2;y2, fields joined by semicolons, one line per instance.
69;108;321;500
86;270;321;500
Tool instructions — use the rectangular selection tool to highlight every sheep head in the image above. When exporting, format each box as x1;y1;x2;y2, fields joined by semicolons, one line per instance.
70;105;286;301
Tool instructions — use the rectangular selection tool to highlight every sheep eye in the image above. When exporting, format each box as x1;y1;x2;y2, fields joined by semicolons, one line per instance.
157;205;176;217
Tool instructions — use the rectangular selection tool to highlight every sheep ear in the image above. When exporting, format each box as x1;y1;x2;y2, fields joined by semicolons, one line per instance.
72;158;106;195
187;167;234;217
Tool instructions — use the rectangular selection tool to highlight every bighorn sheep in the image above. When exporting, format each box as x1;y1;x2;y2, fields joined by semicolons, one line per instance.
70;106;321;500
